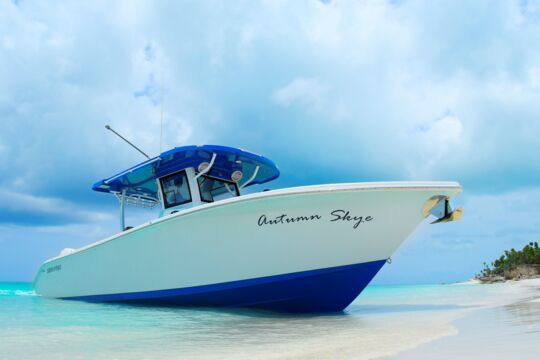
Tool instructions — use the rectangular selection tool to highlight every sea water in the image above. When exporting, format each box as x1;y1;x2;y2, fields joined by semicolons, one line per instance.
0;281;538;359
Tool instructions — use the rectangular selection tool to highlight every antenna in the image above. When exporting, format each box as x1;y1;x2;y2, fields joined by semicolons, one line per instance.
160;70;164;153
105;125;150;159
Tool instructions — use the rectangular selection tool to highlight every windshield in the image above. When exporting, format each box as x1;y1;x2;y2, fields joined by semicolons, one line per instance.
197;175;239;203
160;170;192;208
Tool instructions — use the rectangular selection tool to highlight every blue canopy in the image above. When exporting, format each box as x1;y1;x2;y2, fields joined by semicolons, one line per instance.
92;145;280;198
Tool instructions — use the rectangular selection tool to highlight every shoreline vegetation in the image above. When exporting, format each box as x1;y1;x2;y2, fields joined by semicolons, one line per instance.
476;242;540;283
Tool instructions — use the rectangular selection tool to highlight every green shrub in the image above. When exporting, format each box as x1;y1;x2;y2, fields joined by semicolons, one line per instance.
479;242;540;276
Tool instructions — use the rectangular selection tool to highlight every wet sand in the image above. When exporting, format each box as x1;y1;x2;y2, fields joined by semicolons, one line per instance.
387;279;540;359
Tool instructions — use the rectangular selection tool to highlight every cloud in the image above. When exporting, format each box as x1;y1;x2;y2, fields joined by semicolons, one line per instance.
519;0;540;22
0;190;114;226
1;0;539;281
407;114;465;178
2;0;540;195
272;77;327;110
0;141;6;159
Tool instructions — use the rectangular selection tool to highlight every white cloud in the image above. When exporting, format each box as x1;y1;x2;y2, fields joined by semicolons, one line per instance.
0;190;112;223
424;115;463;149
2;0;539;191
1;0;540;281
407;114;465;178
272;77;327;110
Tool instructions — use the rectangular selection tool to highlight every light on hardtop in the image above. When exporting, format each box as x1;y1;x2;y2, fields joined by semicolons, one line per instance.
198;162;210;172
231;171;243;182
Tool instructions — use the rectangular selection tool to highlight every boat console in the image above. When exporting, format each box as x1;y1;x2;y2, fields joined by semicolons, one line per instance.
92;145;280;229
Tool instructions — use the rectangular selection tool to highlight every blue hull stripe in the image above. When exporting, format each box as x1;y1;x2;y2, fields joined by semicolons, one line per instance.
64;260;386;313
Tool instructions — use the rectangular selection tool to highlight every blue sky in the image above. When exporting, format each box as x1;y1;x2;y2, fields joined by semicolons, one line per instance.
1;0;540;283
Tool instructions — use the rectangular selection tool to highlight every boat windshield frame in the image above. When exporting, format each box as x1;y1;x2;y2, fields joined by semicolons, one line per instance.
197;174;240;203
159;169;193;209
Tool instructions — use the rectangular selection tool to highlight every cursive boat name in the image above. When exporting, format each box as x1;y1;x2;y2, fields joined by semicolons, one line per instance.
46;264;62;273
258;214;322;226
330;210;373;229
258;210;373;229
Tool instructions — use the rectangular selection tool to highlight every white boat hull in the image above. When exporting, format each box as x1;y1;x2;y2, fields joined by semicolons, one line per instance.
33;182;462;312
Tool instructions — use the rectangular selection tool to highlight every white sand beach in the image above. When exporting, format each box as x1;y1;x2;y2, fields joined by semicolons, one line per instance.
201;279;540;360
153;279;540;360
384;278;540;359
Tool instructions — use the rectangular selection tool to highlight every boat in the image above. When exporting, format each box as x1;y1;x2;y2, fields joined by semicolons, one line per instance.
33;144;463;313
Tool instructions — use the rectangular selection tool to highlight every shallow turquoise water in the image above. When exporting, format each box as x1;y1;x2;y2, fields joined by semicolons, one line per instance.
0;281;523;359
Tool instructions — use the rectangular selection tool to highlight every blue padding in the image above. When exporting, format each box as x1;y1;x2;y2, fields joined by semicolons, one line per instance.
64;260;386;313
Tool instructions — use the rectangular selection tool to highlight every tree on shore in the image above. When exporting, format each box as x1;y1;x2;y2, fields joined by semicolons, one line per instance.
480;242;540;277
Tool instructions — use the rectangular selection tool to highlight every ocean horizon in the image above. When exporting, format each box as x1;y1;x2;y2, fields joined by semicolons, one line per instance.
2;280;539;359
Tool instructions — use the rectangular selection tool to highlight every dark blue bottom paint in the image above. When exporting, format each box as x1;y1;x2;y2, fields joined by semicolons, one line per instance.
65;260;386;313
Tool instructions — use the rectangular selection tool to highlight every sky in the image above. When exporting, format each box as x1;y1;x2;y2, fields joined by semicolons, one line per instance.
1;0;540;284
